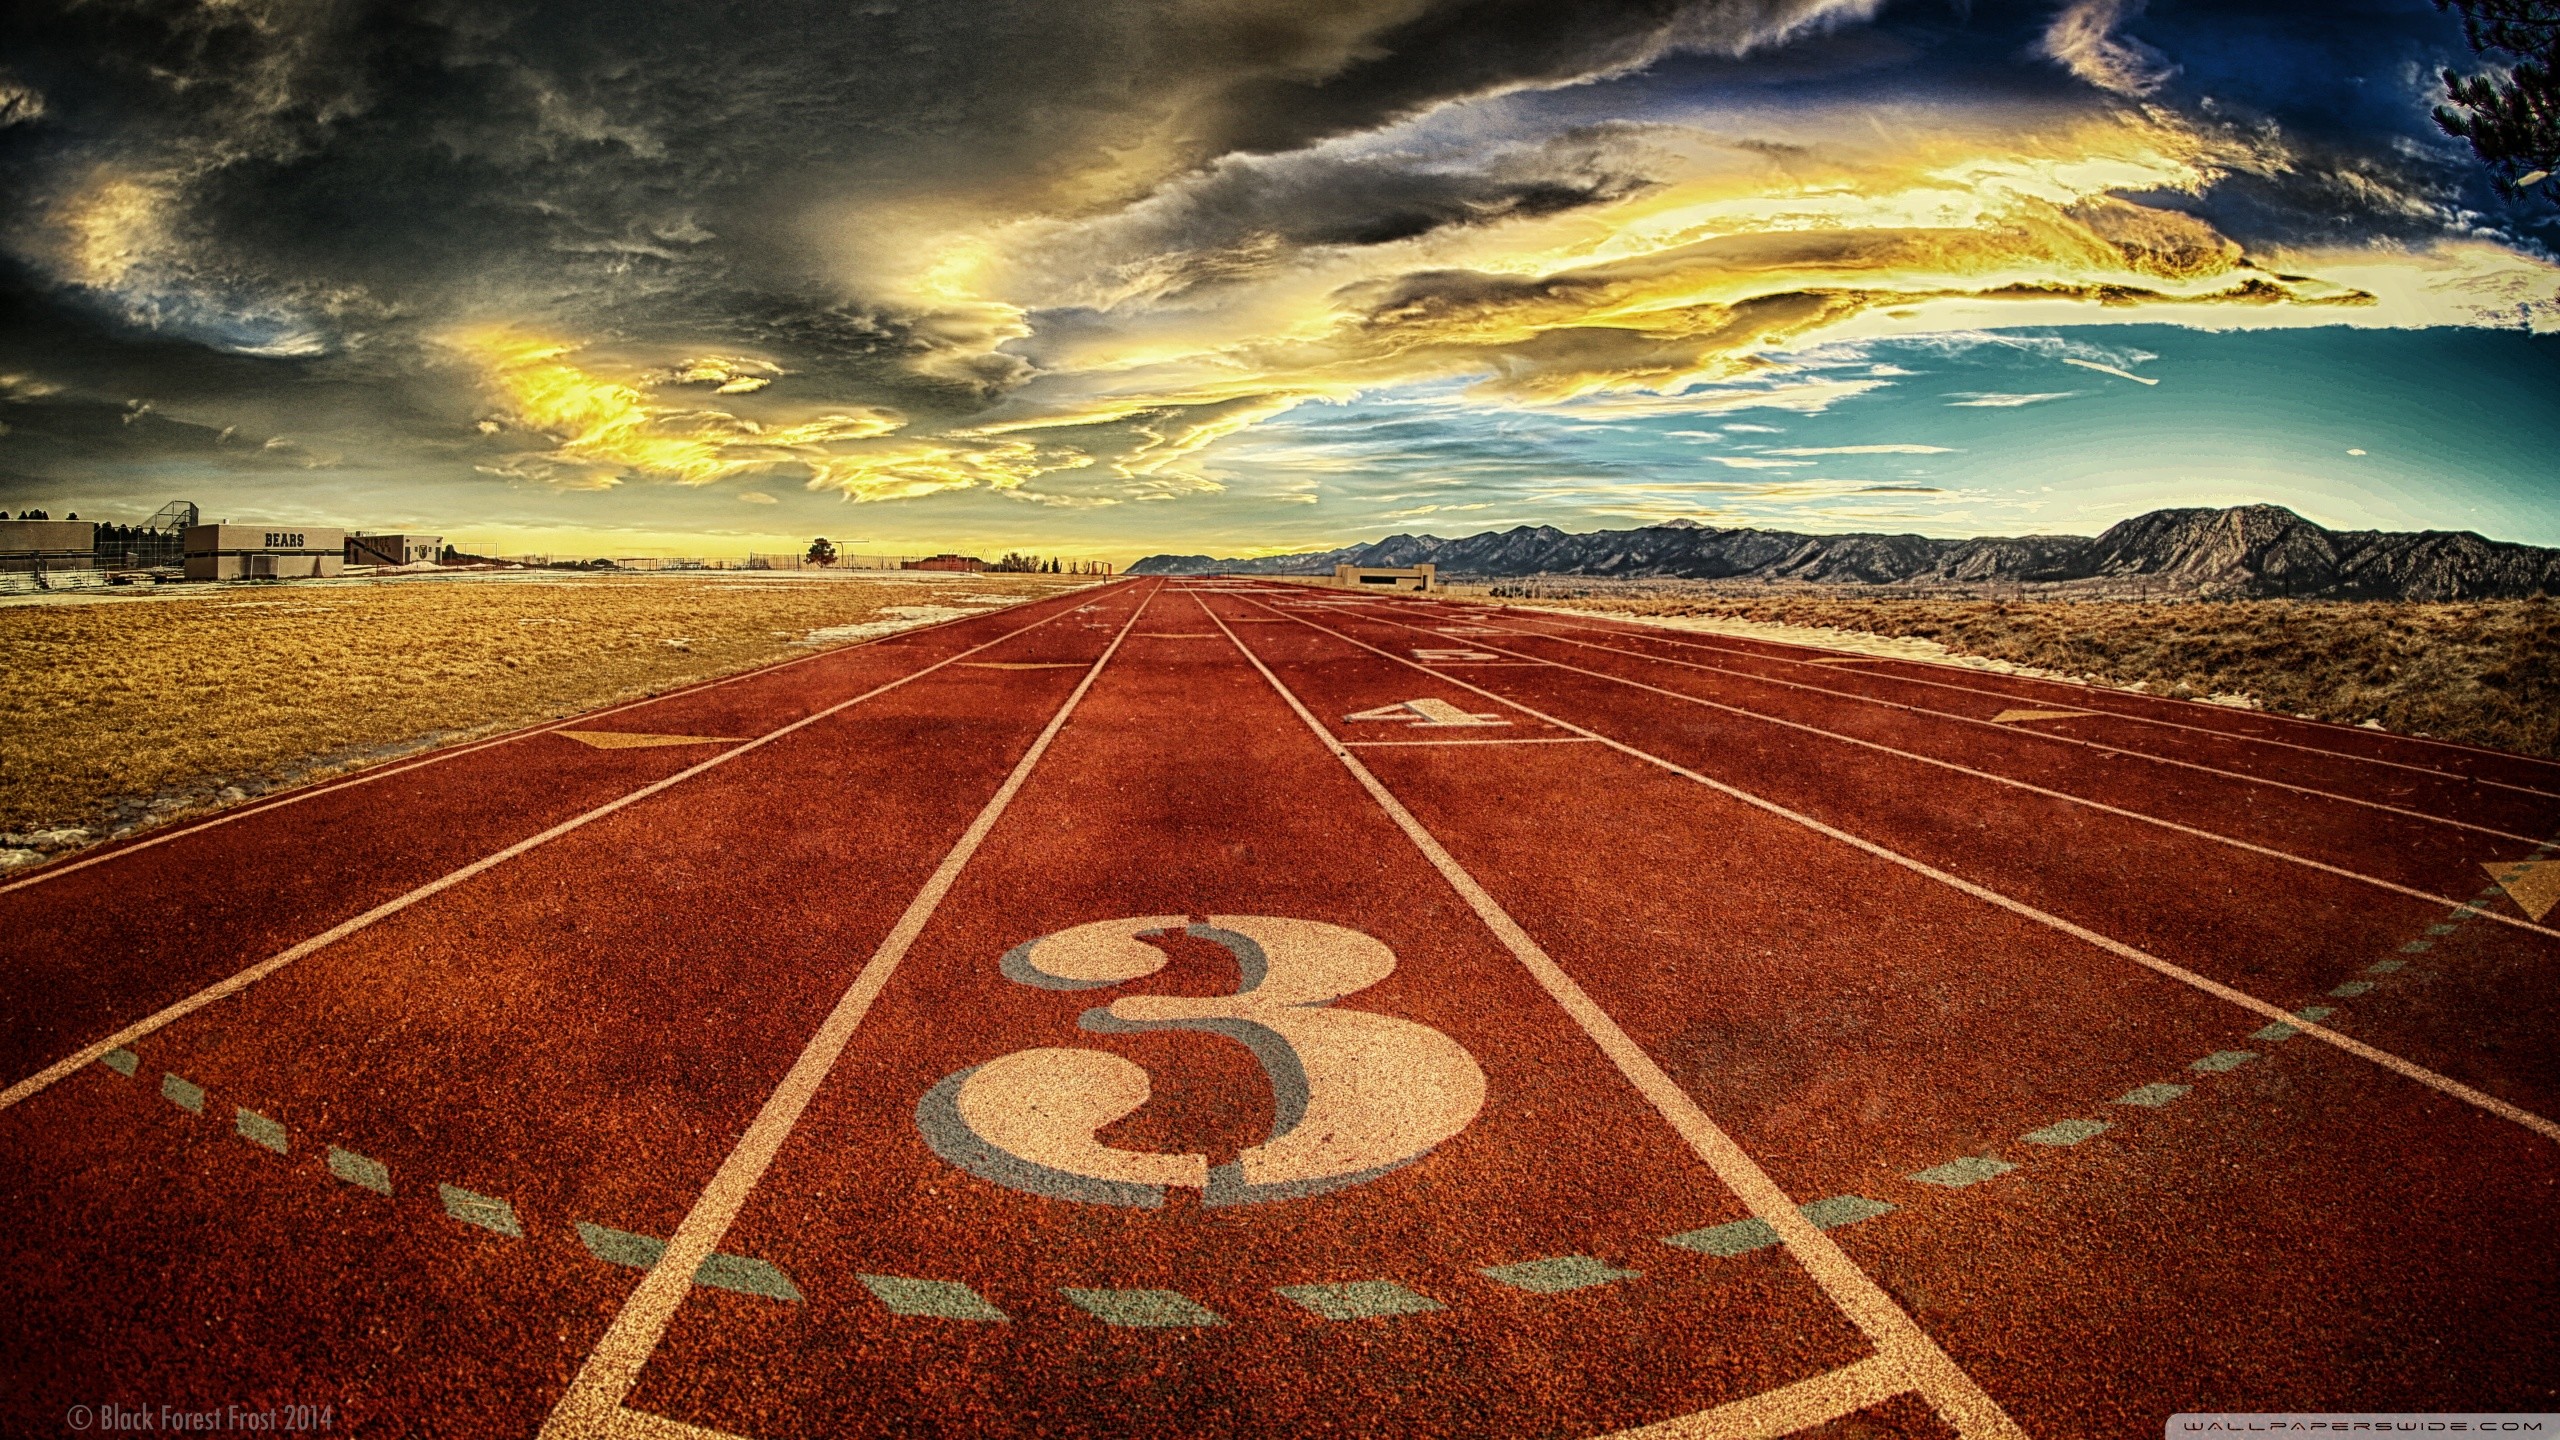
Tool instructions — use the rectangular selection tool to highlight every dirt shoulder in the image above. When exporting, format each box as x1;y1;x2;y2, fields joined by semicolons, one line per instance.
0;570;1093;863
1448;585;2560;762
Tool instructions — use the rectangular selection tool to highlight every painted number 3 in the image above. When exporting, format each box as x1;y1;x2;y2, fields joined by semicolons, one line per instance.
918;916;1487;1208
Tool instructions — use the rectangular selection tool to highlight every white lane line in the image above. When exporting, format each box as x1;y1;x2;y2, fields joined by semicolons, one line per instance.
537;585;1157;1440
1338;605;2560;945
1462;618;2542;845
0;582;1124;898
1492;606;2560;800
1344;737;1606;748
1249;597;2560;1150
1203;601;2025;1440
0;591;1120;1113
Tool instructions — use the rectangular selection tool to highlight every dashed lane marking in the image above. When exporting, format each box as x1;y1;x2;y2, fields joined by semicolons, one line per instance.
161;1072;204;1113
235;1107;288;1153
1664;1219;1780;1258
1799;1196;1896;1230
440;1184;524;1238
1479;1256;1640;1293
328;1145;392;1194
100;1048;137;1077
860;1274;1009;1322
556;732;744;750
1277;1280;1444;1320
1989;709;2092;725
1061;1288;1223;1328
2486;858;2560;921
2189;1050;2255;1074
1250;598;2560;1148
694;1254;805;1303
2112;1083;2190;1109
1908;1157;2014;1189
2021;1119;2109;1147
91;902;2361;1361
0;589;1126;1115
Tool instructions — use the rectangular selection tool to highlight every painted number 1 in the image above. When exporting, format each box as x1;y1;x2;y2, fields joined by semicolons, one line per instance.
918;915;1487;1207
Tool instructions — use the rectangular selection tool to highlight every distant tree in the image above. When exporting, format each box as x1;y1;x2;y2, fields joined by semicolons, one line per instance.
2436;0;2559;202
806;536;839;567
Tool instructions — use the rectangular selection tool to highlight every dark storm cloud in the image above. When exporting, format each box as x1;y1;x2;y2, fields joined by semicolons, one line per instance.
0;0;1884;494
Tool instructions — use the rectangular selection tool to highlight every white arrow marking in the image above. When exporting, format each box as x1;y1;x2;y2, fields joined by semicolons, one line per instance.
1343;698;1510;728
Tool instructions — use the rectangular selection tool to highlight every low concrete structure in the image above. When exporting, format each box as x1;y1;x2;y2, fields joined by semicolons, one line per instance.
1333;562;1436;592
0;519;97;574
184;524;346;581
346;533;444;567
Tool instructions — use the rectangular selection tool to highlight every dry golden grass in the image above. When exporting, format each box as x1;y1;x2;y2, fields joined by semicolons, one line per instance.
1465;589;2560;761
0;571;1089;843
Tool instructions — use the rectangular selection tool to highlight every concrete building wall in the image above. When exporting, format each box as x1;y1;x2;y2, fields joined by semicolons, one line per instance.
0;520;97;556
1332;563;1436;591
346;533;444;566
184;524;346;581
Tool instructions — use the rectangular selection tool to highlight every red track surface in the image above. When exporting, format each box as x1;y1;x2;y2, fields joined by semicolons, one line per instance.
3;578;2554;1439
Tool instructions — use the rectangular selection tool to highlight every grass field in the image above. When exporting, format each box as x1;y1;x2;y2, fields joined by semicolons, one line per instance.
1459;587;2560;762
0;571;1090;859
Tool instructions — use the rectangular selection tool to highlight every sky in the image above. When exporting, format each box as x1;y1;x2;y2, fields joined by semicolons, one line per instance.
1;0;2555;563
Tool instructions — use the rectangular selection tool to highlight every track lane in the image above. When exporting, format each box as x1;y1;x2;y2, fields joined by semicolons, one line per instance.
1345;604;2554;898
0;582;1160;1439
1242;592;2560;1137
566;589;2002;1439
1464;600;2560;802
1207;589;2560;1433
1450;606;2554;843
1323;598;2560;940
0;581;1128;1092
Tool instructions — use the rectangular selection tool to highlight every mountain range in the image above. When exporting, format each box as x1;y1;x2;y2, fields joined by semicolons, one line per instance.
1128;505;2560;601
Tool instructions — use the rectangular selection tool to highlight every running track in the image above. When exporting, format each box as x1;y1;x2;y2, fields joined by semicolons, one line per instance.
4;576;2556;1438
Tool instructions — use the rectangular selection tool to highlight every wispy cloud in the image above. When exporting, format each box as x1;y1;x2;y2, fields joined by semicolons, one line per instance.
2062;357;2161;385
1708;455;1816;469
2041;0;2179;98
1947;392;2078;408
1765;444;1956;456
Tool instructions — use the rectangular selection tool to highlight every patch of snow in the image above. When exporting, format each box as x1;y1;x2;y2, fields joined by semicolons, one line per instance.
0;848;43;871
1512;605;2096;686
2202;693;2263;710
799;605;971;644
